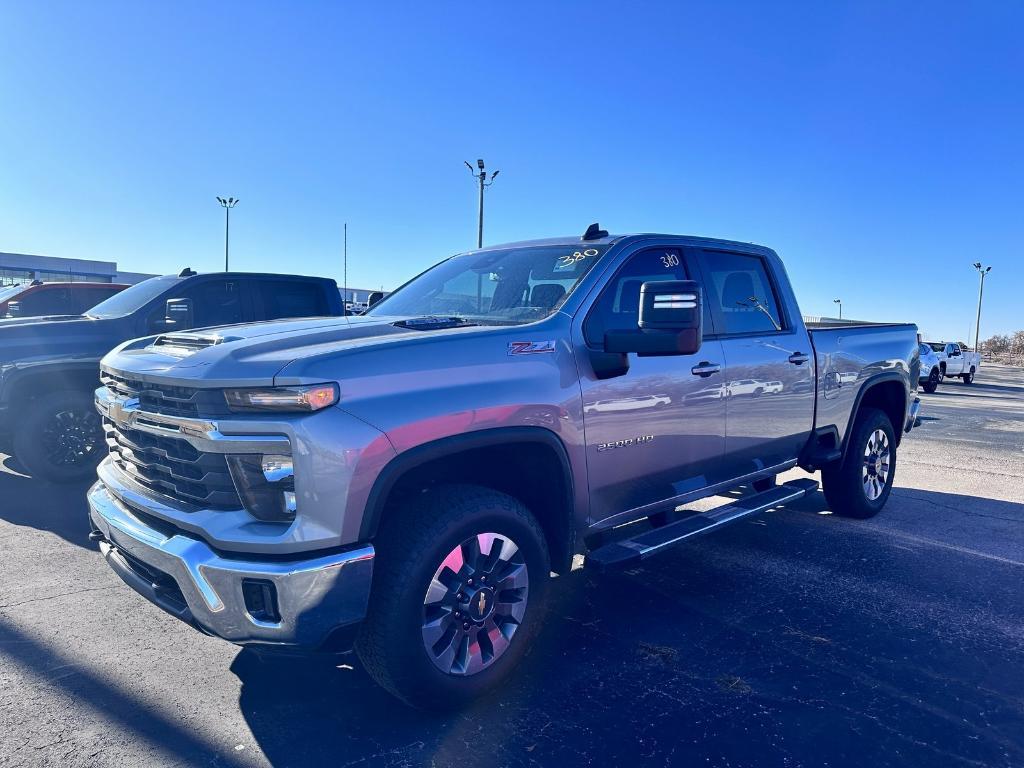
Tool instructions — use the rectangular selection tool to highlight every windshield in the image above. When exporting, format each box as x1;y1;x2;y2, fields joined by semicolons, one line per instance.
87;275;180;318
928;342;946;352
366;244;610;325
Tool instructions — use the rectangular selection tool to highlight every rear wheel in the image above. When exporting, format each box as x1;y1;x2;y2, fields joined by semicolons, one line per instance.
356;485;550;709
821;407;896;519
962;367;975;385
14;391;103;483
922;367;940;394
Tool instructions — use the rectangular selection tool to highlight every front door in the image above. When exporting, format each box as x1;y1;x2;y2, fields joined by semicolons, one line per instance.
694;248;814;472
576;246;727;525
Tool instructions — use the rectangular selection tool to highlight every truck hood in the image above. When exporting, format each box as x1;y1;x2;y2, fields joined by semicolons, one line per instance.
0;315;126;365
101;315;475;386
0;313;86;328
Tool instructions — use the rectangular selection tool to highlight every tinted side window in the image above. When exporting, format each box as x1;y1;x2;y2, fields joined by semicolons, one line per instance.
71;286;120;314
584;248;712;347
700;251;784;335
182;280;244;328
18;287;70;316
257;281;328;320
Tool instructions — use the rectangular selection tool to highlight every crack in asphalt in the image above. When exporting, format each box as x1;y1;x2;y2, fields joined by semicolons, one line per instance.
0;585;115;611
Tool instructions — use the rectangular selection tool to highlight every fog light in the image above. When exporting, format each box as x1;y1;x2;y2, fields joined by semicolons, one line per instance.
242;579;281;623
226;454;296;522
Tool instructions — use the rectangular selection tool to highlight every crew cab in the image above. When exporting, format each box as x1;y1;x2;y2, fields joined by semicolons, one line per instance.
925;341;981;384
0;270;343;482
87;229;921;709
0;280;127;318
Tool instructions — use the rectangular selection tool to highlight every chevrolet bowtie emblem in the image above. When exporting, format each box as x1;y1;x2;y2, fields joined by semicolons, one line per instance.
108;397;139;425
477;592;487;617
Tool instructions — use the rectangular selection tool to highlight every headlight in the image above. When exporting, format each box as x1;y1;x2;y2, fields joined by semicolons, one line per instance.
224;383;338;412
226;454;296;522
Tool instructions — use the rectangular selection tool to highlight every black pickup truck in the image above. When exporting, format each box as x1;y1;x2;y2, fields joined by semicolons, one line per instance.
0;269;343;482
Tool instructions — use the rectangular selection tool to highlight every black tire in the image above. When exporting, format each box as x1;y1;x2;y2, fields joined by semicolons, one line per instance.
821;407;896;519
752;475;776;493
14;390;104;483
922;367;940;394
356;484;550;710
962;367;975;385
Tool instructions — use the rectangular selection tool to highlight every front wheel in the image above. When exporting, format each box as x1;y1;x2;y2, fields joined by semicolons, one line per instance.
922;367;940;394
821;407;896;519
356;485;550;709
962;367;975;385
13;391;104;483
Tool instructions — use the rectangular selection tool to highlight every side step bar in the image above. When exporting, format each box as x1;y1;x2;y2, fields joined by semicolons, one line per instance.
586;477;820;572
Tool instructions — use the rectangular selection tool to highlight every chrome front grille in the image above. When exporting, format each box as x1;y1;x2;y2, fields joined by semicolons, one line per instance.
99;371;229;419
103;417;242;510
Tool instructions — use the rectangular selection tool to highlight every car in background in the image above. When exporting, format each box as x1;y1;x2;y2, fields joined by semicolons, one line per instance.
0;281;128;318
918;342;941;393
925;341;982;385
0;269;344;482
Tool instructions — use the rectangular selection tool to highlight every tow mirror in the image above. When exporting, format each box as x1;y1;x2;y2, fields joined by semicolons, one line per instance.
604;280;703;357
164;297;194;329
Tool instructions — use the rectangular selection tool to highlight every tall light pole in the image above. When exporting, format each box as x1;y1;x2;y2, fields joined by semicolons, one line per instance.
465;159;499;248
216;197;239;271
972;262;992;353
833;298;842;319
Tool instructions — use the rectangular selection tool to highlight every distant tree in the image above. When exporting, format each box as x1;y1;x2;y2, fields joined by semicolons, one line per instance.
984;331;1024;365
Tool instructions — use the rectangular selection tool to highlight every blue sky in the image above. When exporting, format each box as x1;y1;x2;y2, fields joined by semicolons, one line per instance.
1;1;1021;341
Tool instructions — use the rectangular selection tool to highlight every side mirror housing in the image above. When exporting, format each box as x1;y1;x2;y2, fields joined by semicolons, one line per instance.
604;280;703;357
164;297;194;330
366;291;385;308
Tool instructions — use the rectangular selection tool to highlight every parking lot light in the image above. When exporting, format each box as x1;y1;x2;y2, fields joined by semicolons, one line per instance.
973;263;992;353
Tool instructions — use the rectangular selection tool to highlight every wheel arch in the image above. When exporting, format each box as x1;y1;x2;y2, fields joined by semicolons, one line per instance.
845;374;907;454
361;427;576;573
5;364;101;407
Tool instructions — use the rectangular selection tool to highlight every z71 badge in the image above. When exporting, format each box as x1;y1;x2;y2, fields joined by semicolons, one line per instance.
596;435;655;452
508;340;556;356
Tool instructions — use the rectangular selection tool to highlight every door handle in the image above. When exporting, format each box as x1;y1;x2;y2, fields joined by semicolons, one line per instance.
788;352;810;365
691;362;721;378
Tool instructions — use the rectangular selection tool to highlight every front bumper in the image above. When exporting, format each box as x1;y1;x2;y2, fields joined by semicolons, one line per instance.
88;479;374;649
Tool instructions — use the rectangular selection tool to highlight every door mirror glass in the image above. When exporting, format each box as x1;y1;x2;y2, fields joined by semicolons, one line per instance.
603;280;702;356
164;297;194;330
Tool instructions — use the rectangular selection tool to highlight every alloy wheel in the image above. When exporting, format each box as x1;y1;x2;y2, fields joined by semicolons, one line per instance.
421;532;529;676
862;428;891;501
41;407;100;467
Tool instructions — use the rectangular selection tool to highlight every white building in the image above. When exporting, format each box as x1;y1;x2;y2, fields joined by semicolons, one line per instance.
0;251;156;286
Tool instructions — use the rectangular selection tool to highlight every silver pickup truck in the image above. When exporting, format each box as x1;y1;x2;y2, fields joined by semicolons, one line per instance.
87;228;921;708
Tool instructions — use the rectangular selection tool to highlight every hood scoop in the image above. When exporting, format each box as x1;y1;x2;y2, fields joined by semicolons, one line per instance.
392;316;476;331
147;332;230;357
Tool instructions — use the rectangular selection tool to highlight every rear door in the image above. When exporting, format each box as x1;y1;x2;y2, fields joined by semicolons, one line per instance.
576;245;727;524
251;279;331;320
694;248;814;474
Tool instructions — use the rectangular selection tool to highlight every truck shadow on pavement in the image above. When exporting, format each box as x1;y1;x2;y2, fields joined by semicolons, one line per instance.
0;455;93;549
231;485;1024;768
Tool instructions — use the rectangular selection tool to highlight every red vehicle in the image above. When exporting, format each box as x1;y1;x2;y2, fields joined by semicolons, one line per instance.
0;281;128;318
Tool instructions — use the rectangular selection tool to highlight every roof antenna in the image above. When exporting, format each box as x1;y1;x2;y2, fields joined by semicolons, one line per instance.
582;222;608;241
178;267;197;277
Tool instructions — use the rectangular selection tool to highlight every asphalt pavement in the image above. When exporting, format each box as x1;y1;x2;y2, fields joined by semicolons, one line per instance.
2;365;1023;767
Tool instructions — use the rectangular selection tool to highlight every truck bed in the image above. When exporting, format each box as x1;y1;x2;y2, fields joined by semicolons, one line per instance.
808;322;919;447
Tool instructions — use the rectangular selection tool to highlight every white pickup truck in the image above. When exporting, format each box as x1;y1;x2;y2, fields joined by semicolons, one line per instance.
926;341;981;385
